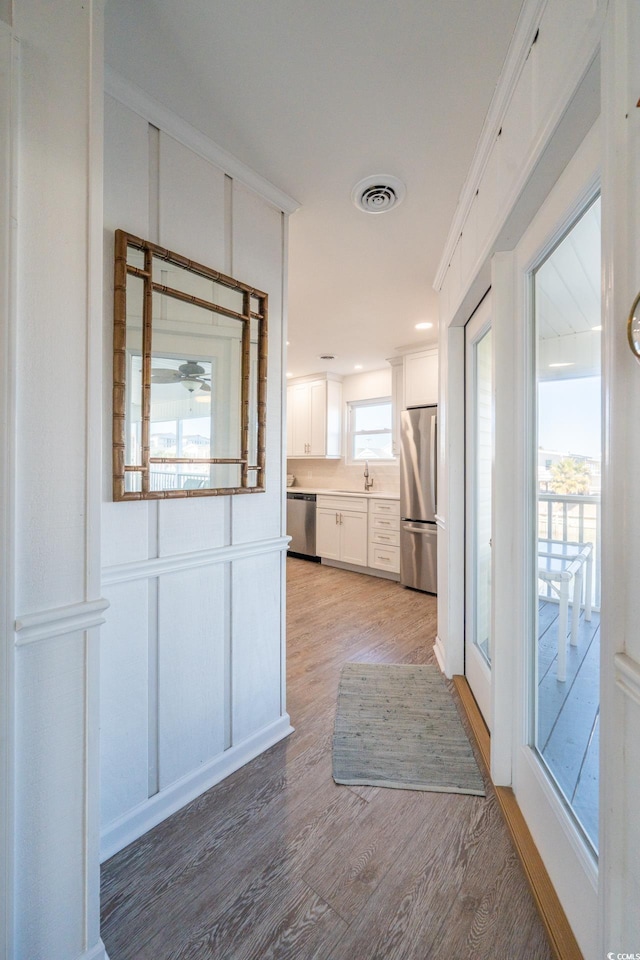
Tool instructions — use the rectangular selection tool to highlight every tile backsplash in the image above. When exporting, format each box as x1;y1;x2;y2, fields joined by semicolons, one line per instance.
287;458;400;494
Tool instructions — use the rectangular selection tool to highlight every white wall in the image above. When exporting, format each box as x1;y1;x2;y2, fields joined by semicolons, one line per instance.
2;3;107;959
100;89;293;859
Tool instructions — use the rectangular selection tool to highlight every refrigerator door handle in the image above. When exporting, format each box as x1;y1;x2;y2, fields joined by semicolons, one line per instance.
402;521;437;534
430;413;437;516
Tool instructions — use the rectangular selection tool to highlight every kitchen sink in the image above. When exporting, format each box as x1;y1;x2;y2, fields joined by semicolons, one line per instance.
329;489;376;495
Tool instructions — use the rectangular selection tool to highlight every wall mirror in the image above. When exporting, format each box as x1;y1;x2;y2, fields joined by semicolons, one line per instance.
113;229;267;500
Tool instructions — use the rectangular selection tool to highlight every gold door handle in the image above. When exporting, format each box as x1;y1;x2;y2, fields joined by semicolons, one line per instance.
628;290;640;360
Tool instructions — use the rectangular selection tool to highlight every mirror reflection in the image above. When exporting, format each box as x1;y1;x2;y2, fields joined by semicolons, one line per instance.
113;230;267;500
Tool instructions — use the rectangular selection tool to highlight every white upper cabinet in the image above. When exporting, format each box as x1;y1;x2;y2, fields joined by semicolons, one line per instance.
287;375;342;458
404;349;438;408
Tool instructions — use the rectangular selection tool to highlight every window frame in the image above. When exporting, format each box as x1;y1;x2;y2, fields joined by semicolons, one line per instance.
346;396;396;464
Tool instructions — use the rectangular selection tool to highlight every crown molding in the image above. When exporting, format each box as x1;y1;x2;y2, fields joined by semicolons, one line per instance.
104;65;301;216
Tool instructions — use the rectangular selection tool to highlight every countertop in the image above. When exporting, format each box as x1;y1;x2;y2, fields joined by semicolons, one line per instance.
286;487;399;500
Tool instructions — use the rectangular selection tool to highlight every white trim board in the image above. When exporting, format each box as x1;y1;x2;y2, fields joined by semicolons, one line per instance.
102;536;290;585
434;0;605;297
433;0;546;290
14;597;110;646
104;66;300;216
433;635;447;675
0;26;18;960
82;942;110;960
100;714;294;862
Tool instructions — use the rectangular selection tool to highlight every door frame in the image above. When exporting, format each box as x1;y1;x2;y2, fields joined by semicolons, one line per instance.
464;295;493;728
503;121;601;955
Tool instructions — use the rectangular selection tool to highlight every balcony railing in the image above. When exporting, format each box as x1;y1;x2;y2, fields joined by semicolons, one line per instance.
149;470;208;491
538;492;601;609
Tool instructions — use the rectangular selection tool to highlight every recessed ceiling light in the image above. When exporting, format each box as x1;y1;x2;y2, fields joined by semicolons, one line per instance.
286;372;293;378
286;340;290;346
592;325;602;332
415;322;433;330
354;364;363;370
549;362;574;368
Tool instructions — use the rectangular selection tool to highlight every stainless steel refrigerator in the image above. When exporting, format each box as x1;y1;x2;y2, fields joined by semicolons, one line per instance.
400;405;437;593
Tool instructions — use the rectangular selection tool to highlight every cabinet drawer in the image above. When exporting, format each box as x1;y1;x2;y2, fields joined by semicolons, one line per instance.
370;498;400;517
317;495;368;513
370;529;400;547
371;513;400;532
369;543;400;573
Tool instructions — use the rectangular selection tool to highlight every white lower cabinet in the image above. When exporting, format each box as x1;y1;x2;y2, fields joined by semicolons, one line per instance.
316;496;368;566
368;498;401;573
316;495;400;574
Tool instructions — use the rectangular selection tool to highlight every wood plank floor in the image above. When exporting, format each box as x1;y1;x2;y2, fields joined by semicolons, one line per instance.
538;599;600;849
100;559;553;960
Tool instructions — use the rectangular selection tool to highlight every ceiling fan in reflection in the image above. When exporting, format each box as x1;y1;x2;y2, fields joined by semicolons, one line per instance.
151;360;211;393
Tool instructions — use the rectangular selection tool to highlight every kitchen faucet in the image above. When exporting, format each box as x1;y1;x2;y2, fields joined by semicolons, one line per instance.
364;460;374;491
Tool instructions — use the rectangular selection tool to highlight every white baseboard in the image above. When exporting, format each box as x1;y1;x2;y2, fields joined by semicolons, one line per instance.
434;634;447;674
100;714;294;863
321;558;400;581
83;941;110;960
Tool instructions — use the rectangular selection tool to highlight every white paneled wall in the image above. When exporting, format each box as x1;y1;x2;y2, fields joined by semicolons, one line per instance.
231;182;285;545
100;91;293;861
99;579;149;827
157;566;227;789
231;552;283;743
5;3;107;959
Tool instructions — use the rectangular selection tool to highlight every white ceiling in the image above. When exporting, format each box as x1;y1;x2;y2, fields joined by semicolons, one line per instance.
105;0;524;377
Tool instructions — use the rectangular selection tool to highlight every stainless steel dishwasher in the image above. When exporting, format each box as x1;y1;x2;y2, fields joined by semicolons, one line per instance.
286;492;319;560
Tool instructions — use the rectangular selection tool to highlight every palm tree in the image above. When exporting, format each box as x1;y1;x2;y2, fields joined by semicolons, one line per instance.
549;457;591;495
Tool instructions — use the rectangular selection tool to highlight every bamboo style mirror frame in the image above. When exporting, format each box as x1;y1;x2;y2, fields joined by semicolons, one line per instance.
113;229;268;500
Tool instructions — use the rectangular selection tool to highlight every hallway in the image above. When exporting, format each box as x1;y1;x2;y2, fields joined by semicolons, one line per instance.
100;559;552;959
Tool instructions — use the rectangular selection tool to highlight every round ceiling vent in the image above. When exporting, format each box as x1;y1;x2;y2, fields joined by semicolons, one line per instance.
352;175;406;214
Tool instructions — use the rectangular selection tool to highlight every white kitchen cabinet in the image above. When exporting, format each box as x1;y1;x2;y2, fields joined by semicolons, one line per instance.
368;498;400;573
404;349;438;408
316;508;341;560
287;375;342;458
316;495;368;566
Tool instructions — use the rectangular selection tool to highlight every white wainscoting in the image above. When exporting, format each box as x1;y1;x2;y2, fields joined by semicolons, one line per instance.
101;85;292;862
100;712;293;863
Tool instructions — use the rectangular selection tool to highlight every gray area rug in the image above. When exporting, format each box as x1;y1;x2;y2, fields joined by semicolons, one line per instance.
332;662;485;796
